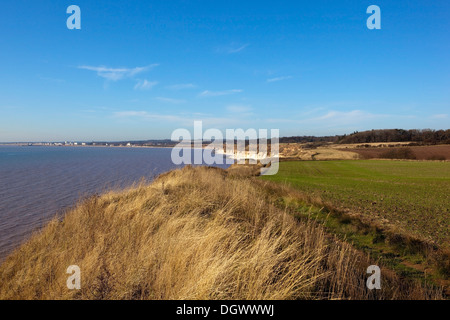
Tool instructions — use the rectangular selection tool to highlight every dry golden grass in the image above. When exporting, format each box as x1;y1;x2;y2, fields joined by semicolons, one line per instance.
279;143;359;160
0;166;443;300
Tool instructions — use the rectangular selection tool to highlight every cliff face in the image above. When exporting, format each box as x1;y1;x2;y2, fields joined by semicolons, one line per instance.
0;166;441;300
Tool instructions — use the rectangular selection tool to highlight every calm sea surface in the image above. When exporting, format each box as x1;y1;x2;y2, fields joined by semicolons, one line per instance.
0;145;229;261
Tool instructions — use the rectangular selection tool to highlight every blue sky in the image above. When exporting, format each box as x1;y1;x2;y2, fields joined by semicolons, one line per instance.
0;0;448;141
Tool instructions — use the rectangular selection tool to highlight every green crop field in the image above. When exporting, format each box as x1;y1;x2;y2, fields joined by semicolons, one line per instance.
262;160;450;246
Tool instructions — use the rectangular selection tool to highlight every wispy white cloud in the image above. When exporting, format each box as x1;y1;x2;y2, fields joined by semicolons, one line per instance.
134;80;158;90
429;114;448;119
199;89;243;97
227;44;250;54
156;97;186;104
312;110;383;125
226;104;253;113
112;110;248;127
267;76;293;83
266;110;387;126
261;109;441;136
78;64;159;81
166;83;197;90
216;43;250;54
113;111;184;122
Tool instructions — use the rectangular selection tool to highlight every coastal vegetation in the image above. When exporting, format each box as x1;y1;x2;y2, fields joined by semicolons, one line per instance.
0;165;444;299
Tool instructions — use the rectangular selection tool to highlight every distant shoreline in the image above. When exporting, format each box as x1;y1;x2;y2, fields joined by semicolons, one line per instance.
0;143;174;149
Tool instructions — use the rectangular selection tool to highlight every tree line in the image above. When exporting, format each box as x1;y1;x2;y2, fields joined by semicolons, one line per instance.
280;129;450;145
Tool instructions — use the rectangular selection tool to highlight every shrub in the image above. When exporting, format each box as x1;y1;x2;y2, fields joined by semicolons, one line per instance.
427;155;446;161
380;148;416;160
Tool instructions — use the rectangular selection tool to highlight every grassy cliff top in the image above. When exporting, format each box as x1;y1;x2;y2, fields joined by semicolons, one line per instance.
0;166;443;299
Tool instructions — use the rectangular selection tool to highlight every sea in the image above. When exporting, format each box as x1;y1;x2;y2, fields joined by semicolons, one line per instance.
0;145;229;261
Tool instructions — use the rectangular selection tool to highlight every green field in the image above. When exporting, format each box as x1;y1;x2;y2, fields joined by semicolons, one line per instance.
262;160;450;246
